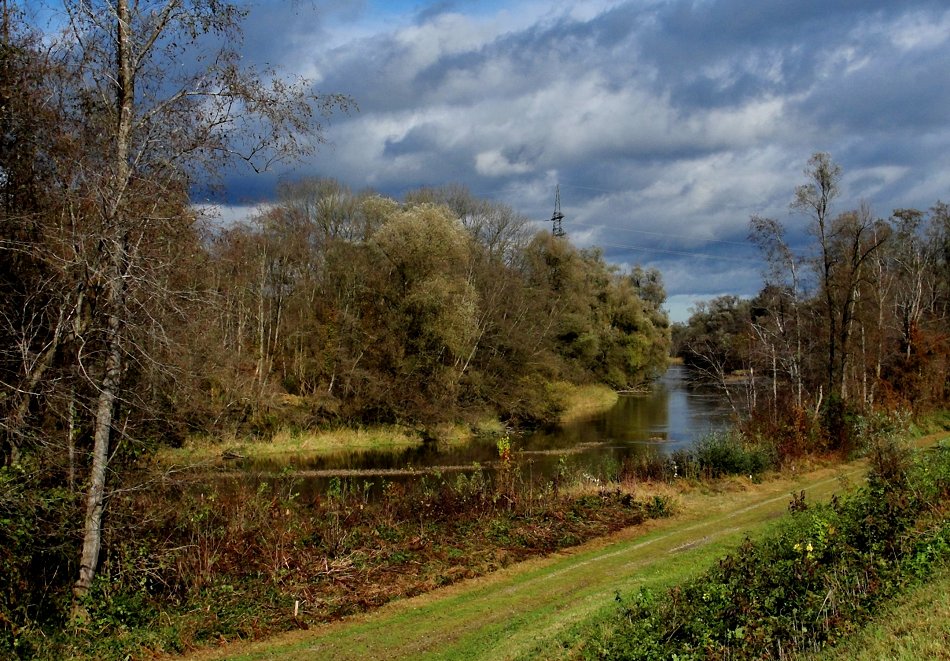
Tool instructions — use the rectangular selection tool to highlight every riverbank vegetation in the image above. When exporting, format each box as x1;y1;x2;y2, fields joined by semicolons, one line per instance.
2;0;949;657
804;557;950;660
674;153;949;463
584;433;950;660
596;151;950;659
4;456;674;659
156;382;620;466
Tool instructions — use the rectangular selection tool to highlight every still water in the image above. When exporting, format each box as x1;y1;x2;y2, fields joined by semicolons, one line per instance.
238;365;732;487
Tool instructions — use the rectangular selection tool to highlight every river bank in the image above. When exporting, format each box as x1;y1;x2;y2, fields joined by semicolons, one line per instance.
170;429;950;661
154;383;619;467
17;412;946;659
34;461;676;659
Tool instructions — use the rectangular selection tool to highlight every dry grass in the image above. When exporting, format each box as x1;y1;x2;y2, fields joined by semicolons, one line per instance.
154;425;424;465
556;382;619;424
155;381;619;467
177;458;872;661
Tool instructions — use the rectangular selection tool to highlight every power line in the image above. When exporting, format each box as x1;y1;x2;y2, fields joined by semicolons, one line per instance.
570;217;751;248
594;240;764;264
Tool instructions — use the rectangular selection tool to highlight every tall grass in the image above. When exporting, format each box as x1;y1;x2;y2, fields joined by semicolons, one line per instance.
3;459;672;660
618;431;776;484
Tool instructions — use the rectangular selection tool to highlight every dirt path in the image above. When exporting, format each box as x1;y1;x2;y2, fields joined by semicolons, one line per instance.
184;434;948;661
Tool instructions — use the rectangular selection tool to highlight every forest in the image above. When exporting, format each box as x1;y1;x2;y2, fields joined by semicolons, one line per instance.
0;1;669;650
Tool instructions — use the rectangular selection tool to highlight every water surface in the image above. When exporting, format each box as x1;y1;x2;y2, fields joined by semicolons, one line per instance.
239;365;732;487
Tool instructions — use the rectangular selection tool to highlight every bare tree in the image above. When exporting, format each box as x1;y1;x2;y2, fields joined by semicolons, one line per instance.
749;215;806;408
56;0;349;606
792;152;841;400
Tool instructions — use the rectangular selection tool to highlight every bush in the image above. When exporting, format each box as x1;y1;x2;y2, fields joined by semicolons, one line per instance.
597;442;950;660
0;462;79;657
4;456;675;659
693;432;774;478
616;434;774;484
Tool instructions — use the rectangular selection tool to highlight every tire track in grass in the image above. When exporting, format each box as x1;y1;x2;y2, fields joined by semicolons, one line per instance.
186;462;872;661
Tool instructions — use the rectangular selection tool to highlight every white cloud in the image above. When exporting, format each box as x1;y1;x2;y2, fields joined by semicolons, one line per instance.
192;203;269;227
475;149;534;176
889;9;950;51
227;0;950;308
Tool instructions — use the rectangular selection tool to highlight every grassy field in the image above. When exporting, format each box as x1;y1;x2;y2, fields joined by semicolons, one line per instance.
176;459;873;661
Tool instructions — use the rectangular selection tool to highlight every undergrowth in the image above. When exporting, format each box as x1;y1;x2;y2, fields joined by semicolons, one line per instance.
619;431;775;483
2;460;672;660
589;435;950;660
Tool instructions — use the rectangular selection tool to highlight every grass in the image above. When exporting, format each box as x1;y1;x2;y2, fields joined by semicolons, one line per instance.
909;408;950;438
803;561;950;660
556;383;620;424
176;462;870;661
174;429;950;661
154;425;427;465
578;430;950;661
132;414;950;660
22;458;677;659
155;382;620;467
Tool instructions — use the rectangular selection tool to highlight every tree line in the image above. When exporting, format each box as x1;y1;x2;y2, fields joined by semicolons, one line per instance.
0;0;670;622
171;179;671;435
675;153;949;450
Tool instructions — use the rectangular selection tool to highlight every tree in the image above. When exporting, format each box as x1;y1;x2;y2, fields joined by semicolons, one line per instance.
792;152;841;400
366;203;479;420
678;295;752;412
749;215;807;408
405;184;532;265
50;0;348;604
793;154;886;404
879;204;950;407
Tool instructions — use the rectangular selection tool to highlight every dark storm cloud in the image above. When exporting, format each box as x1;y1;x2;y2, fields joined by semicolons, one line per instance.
219;0;950;320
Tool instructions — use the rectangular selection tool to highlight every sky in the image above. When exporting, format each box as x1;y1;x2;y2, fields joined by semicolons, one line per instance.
40;0;950;322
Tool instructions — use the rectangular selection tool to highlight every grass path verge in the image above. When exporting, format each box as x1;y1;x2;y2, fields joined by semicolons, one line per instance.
178;473;867;659
805;560;950;660
179;433;947;661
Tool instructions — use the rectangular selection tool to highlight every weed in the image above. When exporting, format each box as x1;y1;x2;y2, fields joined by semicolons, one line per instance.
4;455;671;659
595;442;950;660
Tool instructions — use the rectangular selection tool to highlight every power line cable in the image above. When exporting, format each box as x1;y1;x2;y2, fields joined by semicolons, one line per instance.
570;217;752;248
594;240;764;264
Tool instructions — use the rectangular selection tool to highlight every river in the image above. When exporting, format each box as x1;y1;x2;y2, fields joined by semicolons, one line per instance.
237;365;733;490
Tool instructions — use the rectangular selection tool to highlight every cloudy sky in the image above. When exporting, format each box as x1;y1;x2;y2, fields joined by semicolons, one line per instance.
187;1;950;320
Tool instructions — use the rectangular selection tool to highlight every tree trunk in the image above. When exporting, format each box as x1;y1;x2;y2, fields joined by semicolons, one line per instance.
73;0;134;604
73;283;124;600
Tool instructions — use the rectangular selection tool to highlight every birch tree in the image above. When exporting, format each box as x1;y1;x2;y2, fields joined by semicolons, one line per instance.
57;0;348;606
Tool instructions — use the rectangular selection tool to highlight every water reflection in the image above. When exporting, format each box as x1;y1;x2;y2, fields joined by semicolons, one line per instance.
238;365;732;488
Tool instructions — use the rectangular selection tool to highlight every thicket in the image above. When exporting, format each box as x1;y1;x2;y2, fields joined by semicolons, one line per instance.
182;184;671;432
593;437;950;660
2;459;671;659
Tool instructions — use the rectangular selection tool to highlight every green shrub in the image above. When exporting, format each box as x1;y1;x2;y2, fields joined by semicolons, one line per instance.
597;443;950;660
0;462;79;656
693;432;774;478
